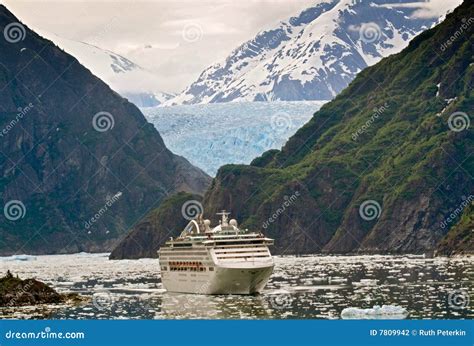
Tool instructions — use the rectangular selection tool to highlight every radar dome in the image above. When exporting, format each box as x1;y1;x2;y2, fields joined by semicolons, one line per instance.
204;219;211;226
229;219;238;227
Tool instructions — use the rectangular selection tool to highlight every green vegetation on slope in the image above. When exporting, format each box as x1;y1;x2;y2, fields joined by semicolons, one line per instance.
204;1;473;255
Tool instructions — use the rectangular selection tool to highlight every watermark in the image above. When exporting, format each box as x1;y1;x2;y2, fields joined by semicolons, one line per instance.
5;327;84;340
87;17;119;46
181;200;203;220
180;281;212;309
84;192;122;230
3;22;26;43
4;272;34;307
0;103;34;138
440;17;474;52
447;111;470;132
270;111;292;135
83;2;135;46
92;111;115;132
239;29;285;53
359;200;382;221
352;102;389;141
92;290;114;310
267;29;286;49
268;294;293;309
447;289;470;309
3;200;26;221
182;23;203;43
359;22;382;43
440;194;473;229
288;17;298;26
262;191;300;229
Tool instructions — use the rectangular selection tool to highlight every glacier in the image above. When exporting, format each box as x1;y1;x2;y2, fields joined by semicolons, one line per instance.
143;101;327;176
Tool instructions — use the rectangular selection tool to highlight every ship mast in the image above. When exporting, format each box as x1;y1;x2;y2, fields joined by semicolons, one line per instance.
216;210;230;226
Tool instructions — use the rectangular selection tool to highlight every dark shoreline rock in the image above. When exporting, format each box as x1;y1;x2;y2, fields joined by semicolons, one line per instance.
109;192;202;259
0;271;83;307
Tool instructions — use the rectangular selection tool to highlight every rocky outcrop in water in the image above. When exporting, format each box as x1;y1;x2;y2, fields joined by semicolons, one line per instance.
0;271;82;307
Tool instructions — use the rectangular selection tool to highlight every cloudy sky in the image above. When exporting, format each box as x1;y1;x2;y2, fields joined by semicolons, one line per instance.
1;0;458;93
2;0;316;93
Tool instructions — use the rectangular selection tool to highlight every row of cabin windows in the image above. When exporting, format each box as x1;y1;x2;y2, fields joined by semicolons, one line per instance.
170;266;206;272
161;266;215;272
169;261;203;266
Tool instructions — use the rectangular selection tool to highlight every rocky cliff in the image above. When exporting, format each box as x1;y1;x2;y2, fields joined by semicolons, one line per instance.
203;1;473;255
437;203;473;256
109;192;202;259
0;6;210;255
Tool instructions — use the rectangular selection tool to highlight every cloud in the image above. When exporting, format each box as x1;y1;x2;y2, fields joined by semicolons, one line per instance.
379;0;463;19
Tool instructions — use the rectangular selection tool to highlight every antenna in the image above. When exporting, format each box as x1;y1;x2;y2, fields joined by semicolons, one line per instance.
216;210;230;226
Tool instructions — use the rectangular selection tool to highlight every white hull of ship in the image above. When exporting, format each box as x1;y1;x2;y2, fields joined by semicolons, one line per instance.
161;264;274;295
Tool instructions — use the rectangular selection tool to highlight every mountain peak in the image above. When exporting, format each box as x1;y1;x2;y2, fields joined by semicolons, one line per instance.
202;0;473;255
166;0;462;106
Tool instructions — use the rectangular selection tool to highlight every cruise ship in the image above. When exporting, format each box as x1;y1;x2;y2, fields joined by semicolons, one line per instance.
158;211;274;294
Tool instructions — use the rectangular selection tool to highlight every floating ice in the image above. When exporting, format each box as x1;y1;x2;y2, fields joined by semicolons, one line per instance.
341;305;408;319
0;254;37;261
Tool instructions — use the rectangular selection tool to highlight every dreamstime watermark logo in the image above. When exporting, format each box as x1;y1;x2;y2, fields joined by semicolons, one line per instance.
358;200;382;221
92;111;115;132
440;17;474;52
180;282;211;309
440;194;473;230
270;112;292;134
262;191;300;229
3;22;26;43
447;111;470;132
84;192;122;230
3;200;26;221
182;23;203;43
5;327;85;340
363;285;385;305
5;274;33;307
87;17;118;46
92;291;114;310
181;200;203;220
267;29;285;49
352;102;389;141
268;294;293;309
0;103;34;138
447;289;470;310
359;22;382;43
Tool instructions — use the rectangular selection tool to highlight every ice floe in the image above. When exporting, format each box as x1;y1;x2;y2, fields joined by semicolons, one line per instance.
341;305;408;319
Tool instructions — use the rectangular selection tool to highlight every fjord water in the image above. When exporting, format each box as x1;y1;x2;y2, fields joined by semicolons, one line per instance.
1;254;472;319
143;101;327;176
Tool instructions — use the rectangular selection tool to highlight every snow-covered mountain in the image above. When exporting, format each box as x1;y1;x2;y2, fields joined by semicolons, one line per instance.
167;0;461;105
121;91;175;108
38;32;173;107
